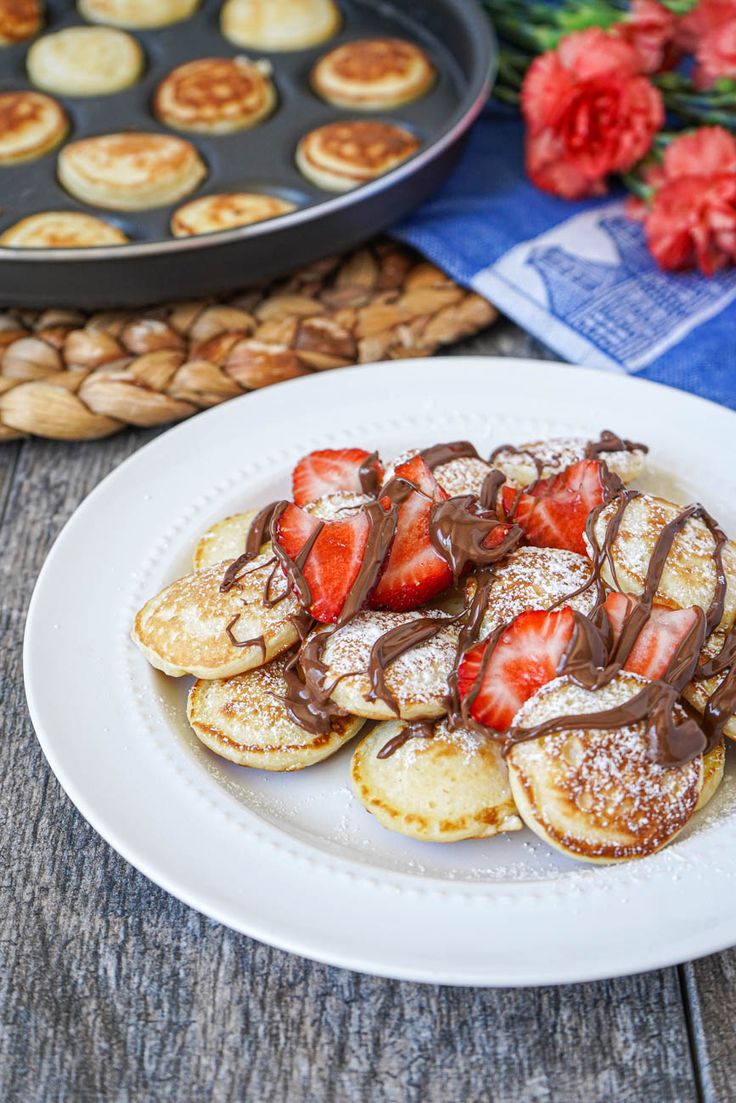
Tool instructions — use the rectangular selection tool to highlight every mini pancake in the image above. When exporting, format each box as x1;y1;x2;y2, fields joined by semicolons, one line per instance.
0;210;127;247
467;546;601;639
491;435;647;488
383;448;493;499
507;673;703;864
187;652;364;771
0;91;67;165
683;630;736;741
589;493;736;632
132;551;301;679
58;132;207;211
220;0;340;52
318;608;459;721
154;57;276;135
696;741;725;811
351;718;522;843
193;509;262;571
171;192;294;238
296;120;420;193
27;26;143;97
78;0;199;29
311;37;436;110
0;0;42;46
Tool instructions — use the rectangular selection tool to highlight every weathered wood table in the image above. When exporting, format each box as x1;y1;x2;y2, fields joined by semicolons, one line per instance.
1;321;731;1102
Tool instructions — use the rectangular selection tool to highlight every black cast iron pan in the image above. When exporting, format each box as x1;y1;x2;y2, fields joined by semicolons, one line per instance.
0;0;494;308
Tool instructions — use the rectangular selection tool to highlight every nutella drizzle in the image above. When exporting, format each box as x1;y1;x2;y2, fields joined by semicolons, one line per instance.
428;495;523;583
377;720;437;760
217;434;736;759
488;442;544;479
225;614;266;659
420;440;482;471
505;495;731;765
365;614;459;717
584;429;649;459
358;451;382;497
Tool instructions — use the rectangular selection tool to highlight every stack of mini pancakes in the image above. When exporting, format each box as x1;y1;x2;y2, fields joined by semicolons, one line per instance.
0;0;438;250
132;435;736;864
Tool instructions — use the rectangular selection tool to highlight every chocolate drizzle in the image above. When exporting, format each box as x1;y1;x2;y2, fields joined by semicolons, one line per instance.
277;633;351;737
225;614;266;658
377;720;437;760
428;495;523;583
504;681;709;767
358;451;382;496
584;429;649;459
365;614;459;716
488;442;544;479
336;501;398;626
220;502;281;593
215;434;736;759
420;440;482;471
502;495;732;766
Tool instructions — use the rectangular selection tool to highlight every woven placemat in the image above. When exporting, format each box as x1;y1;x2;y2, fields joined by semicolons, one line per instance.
0;241;496;443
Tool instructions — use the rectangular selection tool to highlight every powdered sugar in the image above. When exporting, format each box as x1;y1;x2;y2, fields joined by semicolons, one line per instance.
510;673;702;857
322;608;459;708
491;435;646;487
471;546;600;636
305;491;373;520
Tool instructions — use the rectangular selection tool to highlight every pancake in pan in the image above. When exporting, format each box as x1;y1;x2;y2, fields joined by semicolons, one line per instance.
312;38;436;110
0;210;128;247
154;56;276;135
0;91;67;165
221;0;340;52
171;192;295;237
78;0;199;29
27;25;143;97
0;0;42;46
58;131;207;211
296;120;420;192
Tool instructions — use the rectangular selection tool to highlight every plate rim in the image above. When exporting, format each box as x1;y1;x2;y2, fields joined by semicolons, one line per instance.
24;356;736;986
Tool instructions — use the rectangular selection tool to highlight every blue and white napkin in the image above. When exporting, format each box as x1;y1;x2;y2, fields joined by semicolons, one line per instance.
395;103;736;409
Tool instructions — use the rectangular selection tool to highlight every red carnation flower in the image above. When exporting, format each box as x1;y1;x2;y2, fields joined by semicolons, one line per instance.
677;0;736;86
612;0;680;74
640;128;736;275
521;28;664;199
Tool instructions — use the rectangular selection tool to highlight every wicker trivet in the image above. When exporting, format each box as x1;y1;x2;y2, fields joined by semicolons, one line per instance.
0;241;496;442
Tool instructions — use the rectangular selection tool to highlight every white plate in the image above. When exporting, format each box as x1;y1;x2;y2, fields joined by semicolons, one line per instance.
24;357;736;986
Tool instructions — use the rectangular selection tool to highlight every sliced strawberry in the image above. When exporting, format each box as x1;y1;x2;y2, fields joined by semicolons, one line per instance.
386;453;442;498
275;503;372;623
369;454;452;611
457;608;575;732
603;592;702;681
292;448;383;507
501;459;607;556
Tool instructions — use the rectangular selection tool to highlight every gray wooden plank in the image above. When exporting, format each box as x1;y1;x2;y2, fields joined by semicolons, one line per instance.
681;954;736;1103
0;363;700;1103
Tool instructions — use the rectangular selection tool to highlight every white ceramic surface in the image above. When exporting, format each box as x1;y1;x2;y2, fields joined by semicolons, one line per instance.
24;358;736;986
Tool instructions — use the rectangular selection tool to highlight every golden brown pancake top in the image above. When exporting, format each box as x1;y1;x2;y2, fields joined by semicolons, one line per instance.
0;91;61;138
307;121;420;172
72;132;195;176
327;38;426;83
155;57;272;123
0;0;42;42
